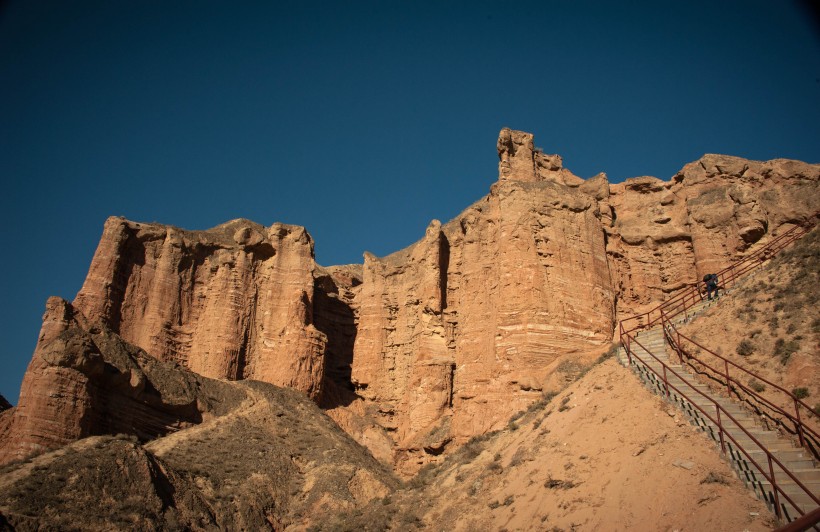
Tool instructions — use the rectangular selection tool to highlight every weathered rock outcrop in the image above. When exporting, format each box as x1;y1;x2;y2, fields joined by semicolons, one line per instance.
350;174;615;473
340;128;820;472
314;264;362;408
0;297;246;465
0;396;11;457
606;153;820;312
4;127;818;477
73;218;326;399
0;330;398;529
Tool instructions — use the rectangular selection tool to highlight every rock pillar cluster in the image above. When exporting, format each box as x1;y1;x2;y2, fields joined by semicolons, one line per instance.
3;128;818;471
73;218;326;399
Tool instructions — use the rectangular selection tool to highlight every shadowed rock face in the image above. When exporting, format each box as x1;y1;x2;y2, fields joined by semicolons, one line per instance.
0;395;10;412
0;297;246;465
0;317;398;529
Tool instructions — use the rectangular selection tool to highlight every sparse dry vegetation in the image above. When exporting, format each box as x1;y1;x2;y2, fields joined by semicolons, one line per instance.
736;339;754;356
701;471;730;485
793;387;810;400
681;225;820;435
747;378;765;393
774;338;800;365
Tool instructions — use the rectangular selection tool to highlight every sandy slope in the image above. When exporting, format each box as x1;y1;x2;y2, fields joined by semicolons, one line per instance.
404;358;774;531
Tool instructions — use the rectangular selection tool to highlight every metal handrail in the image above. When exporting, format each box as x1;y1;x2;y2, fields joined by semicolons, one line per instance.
664;317;820;453
618;219;820;523
621;327;820;521
774;506;820;532
620;221;815;335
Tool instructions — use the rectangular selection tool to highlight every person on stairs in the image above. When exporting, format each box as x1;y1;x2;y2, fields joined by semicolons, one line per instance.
703;273;719;300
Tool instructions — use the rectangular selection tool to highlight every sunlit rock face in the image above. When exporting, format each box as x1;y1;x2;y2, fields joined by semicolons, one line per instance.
0;297;247;465
607;152;820;312
344;128;819;473
348;131;610;473
5;127;818;476
73;217;327;399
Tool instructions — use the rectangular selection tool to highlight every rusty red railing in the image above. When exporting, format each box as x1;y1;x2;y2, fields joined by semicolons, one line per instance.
618;219;819;524
663;316;820;457
622;331;819;522
620;221;816;337
775;506;820;532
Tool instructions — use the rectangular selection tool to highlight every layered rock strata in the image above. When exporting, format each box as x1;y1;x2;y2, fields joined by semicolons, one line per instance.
343;129;820;471
313;264;362;408
0;319;398;528
350;174;616;472
73;218;326;399
606;153;820;311
0;297;245;464
4;128;818;475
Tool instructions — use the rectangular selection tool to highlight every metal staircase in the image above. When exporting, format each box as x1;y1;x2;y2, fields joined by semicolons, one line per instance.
617;221;820;528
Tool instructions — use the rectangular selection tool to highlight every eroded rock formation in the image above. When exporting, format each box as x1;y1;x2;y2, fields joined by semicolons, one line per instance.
0;321;397;528
349;172;616;473
339;128;820;472
0;297;245;465
4;127;818;476
73;218;326;399
606;153;820;311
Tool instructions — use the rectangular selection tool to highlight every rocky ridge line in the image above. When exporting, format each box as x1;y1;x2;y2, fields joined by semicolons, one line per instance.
2;128;818;475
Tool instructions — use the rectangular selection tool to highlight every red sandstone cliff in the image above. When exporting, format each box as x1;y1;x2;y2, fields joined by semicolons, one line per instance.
0;297;247;464
607;152;820;312
3;128;818;473
335;129;820;472
73;218;326;399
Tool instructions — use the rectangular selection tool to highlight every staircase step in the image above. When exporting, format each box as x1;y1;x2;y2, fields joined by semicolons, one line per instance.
788;468;820;482
681;399;747;415
747;479;820;510
690;419;778;446
752;477;820;493
740;448;815;470
618;225;819;524
726;437;796;452
754;490;819;520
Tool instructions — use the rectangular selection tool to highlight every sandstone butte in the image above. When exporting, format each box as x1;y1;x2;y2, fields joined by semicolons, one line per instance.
1;128;818;477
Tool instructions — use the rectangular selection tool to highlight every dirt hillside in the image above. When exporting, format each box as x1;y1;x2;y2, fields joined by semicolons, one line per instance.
679;226;820;438
310;355;773;531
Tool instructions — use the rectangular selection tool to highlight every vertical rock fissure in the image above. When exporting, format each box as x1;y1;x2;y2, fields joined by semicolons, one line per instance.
438;233;450;310
313;270;360;408
235;288;253;381
106;229;142;334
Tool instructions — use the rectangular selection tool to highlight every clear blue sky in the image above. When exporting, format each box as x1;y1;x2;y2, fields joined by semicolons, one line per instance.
1;1;818;404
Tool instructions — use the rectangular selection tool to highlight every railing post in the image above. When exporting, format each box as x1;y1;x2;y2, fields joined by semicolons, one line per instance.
769;455;782;520
725;360;731;396
795;398;805;449
625;332;632;366
663;365;669;398
716;407;726;454
677;330;682;361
